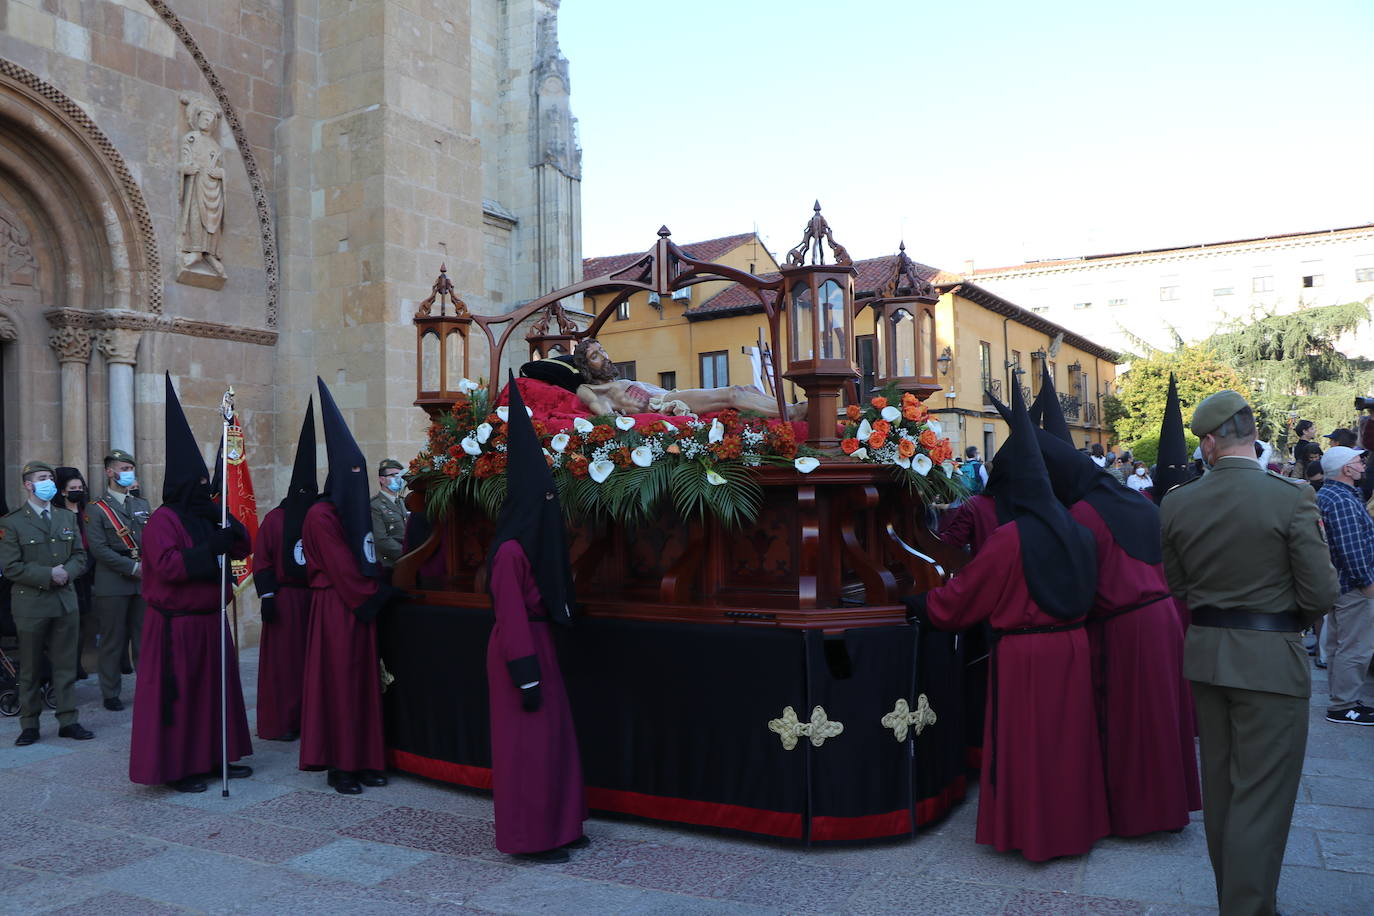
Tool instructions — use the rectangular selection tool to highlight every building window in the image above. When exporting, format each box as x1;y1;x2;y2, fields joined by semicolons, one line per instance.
1356;268;1374;282
979;340;993;399
1031;352;1046;393
1010;350;1022;383
1302;274;1324;288
856;334;876;398
1213;287;1234;297
1252;276;1274;293
1107;298;1126;307
983;424;996;461
616;300;630;321
1031;305;1050;313
1072;301;1092;310
700;351;728;388
614;361;637;381
1159;286;1180;301
659;371;676;390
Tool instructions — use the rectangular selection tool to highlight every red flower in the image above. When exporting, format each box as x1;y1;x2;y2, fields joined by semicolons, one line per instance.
588;425;616;445
871;396;888;409
846;404;863;421
867;430;887;450
873;419;892;436
712;435;743;460
841;438;861;455
568;454;590;478
610;447;632;467
447;445;462;458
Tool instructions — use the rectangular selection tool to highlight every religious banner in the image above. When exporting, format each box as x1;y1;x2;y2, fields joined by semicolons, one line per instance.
213;412;259;594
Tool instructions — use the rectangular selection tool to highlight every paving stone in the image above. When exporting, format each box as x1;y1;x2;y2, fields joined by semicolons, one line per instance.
845;872;1013;915
558;840;771;898
11;833;167;877
1281;826;1324;869
236;787;397;831
285;837;434;885
1292;802;1374;835
1317;830;1374;875
159;775;293;813
0;742;76;770
42;890;194;915
340;805;502;859
376;853;522;904
1001;888;1148;914
462;867;707;915
162;814;334;863
920;837;1087;892
1301;755;1374;780
88;846;299;910
726;859;869;914
1081;848;1216;907
1277;863;1374;915
1304;773;1374;809
0;870;103;913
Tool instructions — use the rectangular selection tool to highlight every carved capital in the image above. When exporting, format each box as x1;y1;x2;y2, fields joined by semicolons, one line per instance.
0;308;18;342
49;326;93;363
98;328;142;365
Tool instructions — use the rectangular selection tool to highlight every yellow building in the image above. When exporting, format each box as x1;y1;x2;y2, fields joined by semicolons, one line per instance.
584;238;1118;457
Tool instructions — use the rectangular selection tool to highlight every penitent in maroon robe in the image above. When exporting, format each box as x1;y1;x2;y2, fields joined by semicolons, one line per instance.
924;522;1110;861
298;501;386;773
130;508;252;785
938;494;998;555
1071;501;1202;834
488;540;586;854
253;507;312;740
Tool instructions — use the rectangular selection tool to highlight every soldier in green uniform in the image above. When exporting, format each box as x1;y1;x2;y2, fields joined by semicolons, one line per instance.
0;460;93;745
1161;391;1339;916
85;449;151;711
370;458;408;570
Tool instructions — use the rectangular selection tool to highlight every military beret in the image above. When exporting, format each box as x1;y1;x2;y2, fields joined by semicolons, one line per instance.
104;449;136;465
1190;390;1251;437
21;460;54;478
377;459;404;475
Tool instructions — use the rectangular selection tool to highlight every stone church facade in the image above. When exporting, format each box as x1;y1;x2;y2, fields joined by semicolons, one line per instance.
0;0;581;538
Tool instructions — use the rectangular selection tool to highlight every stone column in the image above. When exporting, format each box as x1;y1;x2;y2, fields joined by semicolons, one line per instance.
98;329;142;455
49;327;93;469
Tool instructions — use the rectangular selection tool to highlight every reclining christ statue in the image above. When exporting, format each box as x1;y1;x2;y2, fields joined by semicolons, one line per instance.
531;338;806;421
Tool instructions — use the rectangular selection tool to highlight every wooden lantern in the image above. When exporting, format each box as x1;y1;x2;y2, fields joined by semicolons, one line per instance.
868;242;941;400
413;264;473;417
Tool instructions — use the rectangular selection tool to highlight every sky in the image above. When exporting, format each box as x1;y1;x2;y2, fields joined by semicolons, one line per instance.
559;0;1374;274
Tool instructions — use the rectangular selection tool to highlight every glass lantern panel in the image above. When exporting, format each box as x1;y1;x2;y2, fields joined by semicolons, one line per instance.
921;309;936;377
789;280;814;361
891;309;916;378
420;330;440;392
819;280;848;360
445;329;465;390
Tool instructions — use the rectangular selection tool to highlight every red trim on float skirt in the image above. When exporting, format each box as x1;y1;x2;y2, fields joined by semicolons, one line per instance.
389;749;493;789
586;787;803;840
809;774;968;842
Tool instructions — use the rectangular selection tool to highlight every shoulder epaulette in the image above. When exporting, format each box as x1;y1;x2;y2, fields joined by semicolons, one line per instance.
1265;469;1303;486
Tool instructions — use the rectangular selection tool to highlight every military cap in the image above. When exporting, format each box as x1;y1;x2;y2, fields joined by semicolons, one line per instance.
1189;390;1250;437
104;449;137;465
21;460;54;478
377;458;404;475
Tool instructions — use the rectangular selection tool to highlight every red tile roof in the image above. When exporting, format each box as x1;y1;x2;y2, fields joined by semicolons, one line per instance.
582;231;761;279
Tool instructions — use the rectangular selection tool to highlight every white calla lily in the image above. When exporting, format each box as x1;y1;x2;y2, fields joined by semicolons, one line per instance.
794;457;820;474
495;406;510;422
708;418;725;444
615;416;636;431
475;422;493;444
912;454;932;476
856;418;873;440
851;448;868;461
550;433;570;453
572;417;594;434
589;460;615;483
942;460;957;478
706;469;727;486
461;436;482;456
926;418;943;437
881;405;901;422
457;378;479;394
525;406;534;417
895;456;912;469
631;446;654;467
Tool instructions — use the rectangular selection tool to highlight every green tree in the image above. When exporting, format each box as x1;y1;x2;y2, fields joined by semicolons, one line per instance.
1112;346;1251;446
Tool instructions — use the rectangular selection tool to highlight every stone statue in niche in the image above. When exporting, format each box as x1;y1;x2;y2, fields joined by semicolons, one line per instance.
175;95;227;289
0;202;37;288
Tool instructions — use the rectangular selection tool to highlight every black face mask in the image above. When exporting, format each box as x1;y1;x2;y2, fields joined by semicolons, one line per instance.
64;491;87;507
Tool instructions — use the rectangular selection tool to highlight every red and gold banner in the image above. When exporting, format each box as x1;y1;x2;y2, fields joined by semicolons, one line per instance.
219;412;259;593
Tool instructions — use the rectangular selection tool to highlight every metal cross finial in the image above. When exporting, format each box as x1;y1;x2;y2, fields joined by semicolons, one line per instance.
220;386;235;422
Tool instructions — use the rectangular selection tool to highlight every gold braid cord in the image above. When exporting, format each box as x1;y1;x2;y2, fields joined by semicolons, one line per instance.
880;695;938;742
768;705;844;751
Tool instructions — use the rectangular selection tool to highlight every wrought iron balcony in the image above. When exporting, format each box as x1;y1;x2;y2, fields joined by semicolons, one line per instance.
1058;393;1081;420
983;377;1002;404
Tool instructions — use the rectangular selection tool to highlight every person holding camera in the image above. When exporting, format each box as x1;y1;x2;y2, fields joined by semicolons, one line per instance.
1314;446;1374;725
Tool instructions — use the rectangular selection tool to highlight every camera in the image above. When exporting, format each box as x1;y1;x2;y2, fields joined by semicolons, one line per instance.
1355;397;1374;411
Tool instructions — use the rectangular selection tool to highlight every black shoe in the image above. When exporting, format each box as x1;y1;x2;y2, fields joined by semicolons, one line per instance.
359;770;388;787
14;728;39;746
514;848;570;863
563;835;590;849
265;730;299;742
211;763;253;779
58;723;94;740
1326;704;1374;726
169;776;207;793
103;698;124;711
328;770;362;795
1315;658;1329;669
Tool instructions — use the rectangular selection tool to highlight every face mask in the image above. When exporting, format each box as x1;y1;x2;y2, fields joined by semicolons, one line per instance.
387;476;403;493
1135;468;1146;476
116;470;136;488
66;490;86;505
32;480;57;502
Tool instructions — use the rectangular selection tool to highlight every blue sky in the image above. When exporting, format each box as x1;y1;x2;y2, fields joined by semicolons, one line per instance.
560;0;1374;272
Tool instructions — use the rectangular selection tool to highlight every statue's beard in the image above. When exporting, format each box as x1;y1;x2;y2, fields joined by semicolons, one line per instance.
575;347;620;383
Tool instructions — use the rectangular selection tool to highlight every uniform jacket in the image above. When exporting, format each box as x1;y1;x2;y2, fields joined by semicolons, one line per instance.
1161;455;1339;698
370;492;407;567
0;502;90;618
85;491;151;597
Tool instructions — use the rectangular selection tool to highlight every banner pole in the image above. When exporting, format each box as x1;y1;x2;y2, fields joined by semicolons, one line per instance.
219;387;234;798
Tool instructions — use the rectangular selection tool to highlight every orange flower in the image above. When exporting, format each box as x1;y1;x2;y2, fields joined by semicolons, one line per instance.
846;404;863;421
902;406;921;422
868;430;887;449
898;438;916;459
666;443;681;454
901;392;917;407
919;429;938;449
444;462;461;479
567;454;590;478
611;447;632;467
874;419;891;436
841;437;861;455
871;396;888;409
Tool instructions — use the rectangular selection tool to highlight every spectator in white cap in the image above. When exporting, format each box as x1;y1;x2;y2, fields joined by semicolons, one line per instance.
1314;445;1374;725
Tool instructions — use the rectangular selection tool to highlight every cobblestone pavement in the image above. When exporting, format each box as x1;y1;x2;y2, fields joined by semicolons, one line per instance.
2;648;1371;914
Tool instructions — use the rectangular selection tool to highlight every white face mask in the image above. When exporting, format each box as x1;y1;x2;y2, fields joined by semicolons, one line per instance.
1135;467;1146;476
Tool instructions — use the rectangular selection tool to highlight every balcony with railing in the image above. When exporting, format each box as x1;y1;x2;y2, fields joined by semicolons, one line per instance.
983;377;1002;404
1058;393;1081;420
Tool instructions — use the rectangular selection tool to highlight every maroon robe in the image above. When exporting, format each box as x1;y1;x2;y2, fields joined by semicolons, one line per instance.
298;501;386;772
130;508;252;784
938;494;998;554
253;507;312;740
924;522;1110;861
1071;501;1202;834
487;540;586;854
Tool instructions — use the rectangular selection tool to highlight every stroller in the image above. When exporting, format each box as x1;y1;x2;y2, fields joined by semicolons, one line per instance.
0;644;56;717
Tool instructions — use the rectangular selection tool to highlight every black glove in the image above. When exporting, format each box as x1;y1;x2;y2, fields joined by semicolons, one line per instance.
259;596;277;624
207;525;235;556
520;683;543;712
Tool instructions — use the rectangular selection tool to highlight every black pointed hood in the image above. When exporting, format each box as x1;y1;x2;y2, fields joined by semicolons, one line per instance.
986;384;1098;620
317;378;378;577
487;372;575;624
1153;373;1191;505
1031;364;1073;444
163;373;217;538
279;397;317;576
